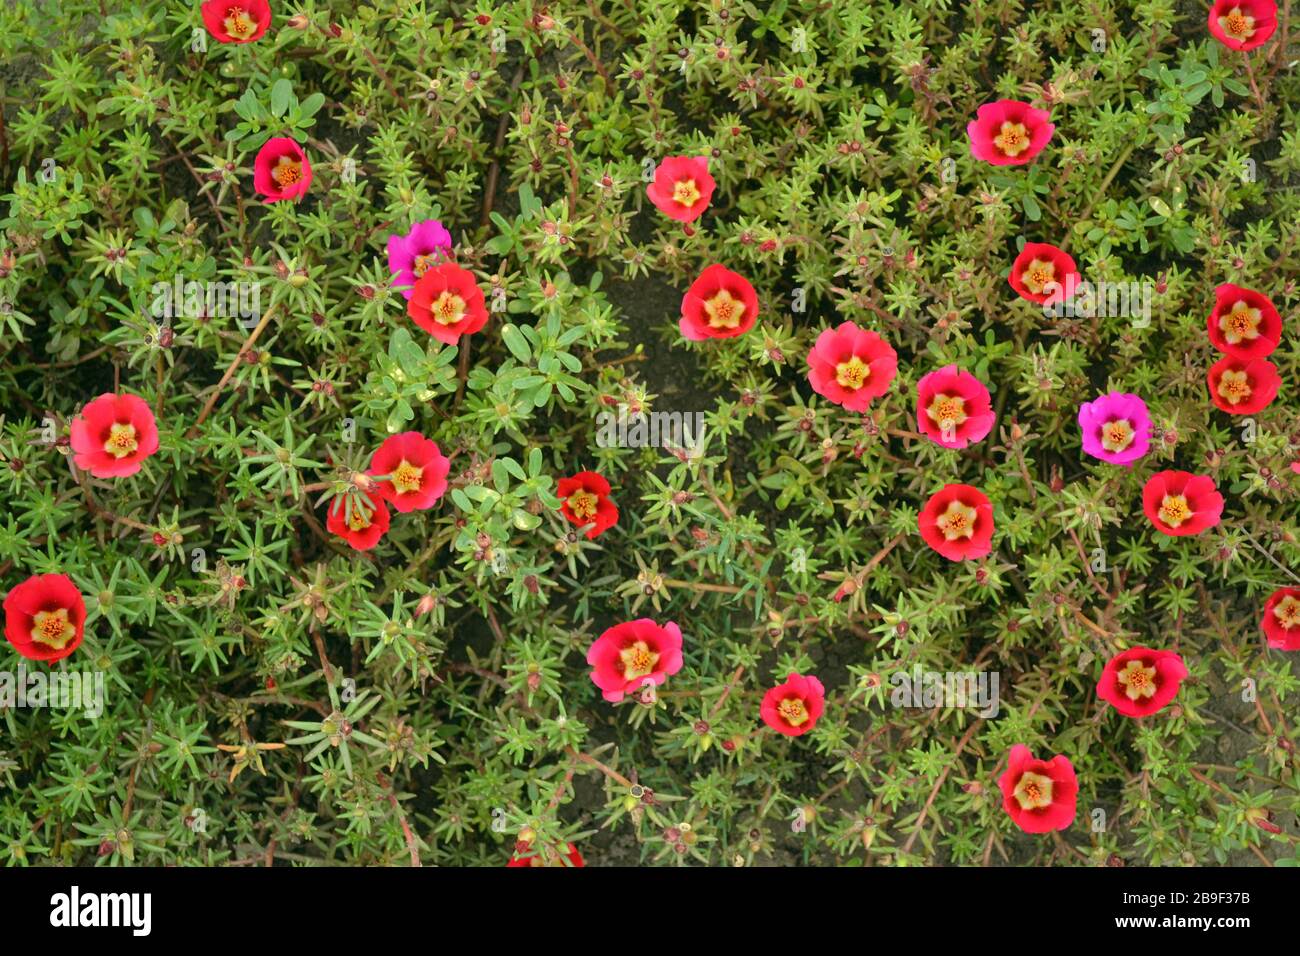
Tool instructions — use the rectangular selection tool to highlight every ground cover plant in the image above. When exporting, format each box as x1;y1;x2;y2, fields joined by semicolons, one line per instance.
1;0;1299;868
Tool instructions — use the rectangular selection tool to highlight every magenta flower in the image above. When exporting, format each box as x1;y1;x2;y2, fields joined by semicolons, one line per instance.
387;219;454;300
1078;392;1151;467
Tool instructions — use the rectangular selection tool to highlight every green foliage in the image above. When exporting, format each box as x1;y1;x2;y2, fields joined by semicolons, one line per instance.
0;0;1298;868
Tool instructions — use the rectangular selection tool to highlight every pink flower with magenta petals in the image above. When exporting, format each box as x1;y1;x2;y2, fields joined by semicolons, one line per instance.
1078;392;1151;467
367;432;451;513
586;619;684;703
387;219;454;300
806;321;898;412
69;392;160;479
916;365;996;449
253;137;312;203
967;100;1055;166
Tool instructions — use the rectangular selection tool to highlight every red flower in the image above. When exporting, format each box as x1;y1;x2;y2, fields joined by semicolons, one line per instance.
1207;0;1277;51
646;156;716;223
915;365;996;449
69;392;160;479
760;672;825;737
997;745;1078;833
1141;471;1224;537
253;137;312;202
507;843;585;867
806;321;898;412
1096;647;1188;718
325;490;390;552
967;100;1055;166
1206;283;1281;359
586;619;684;702
680;264;758;340
557;471;618;539
3;573;86;663
1007;242;1079;304
201;0;272;43
1207;355;1280;414
407;261;488;345
1261;587;1300;650
918;484;994;562
368;432;451;513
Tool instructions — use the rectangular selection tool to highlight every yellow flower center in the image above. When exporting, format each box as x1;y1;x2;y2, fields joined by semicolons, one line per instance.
1116;659;1158;701
1274;595;1300;629
390;460;424;494
703;289;746;330
431;290;467;326
412;253;440;278
1220;8;1255;39
672;178;701;206
619;640;660;679
936;499;977;541
1013;771;1054;810
103;422;139;459
1220;301;1262;345
1101;419;1134;453
272;155;302;187
224;6;257;39
927;394;968;432
30;608;76;649
1022;259;1056;295
346;504;374;531
567;489;598;521
777;697;810;726
1158;494;1191;528
994;121;1030;157
1217;369;1251;404
834;355;871;389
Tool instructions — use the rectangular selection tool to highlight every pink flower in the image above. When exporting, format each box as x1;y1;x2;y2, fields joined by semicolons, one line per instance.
253;137;312;202
760;673;826;737
387;220;454;300
69;392;161;478
586;619;684;703
1077;392;1151;467
806;321;898;412
915;365;996;449
967;100;1055;166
